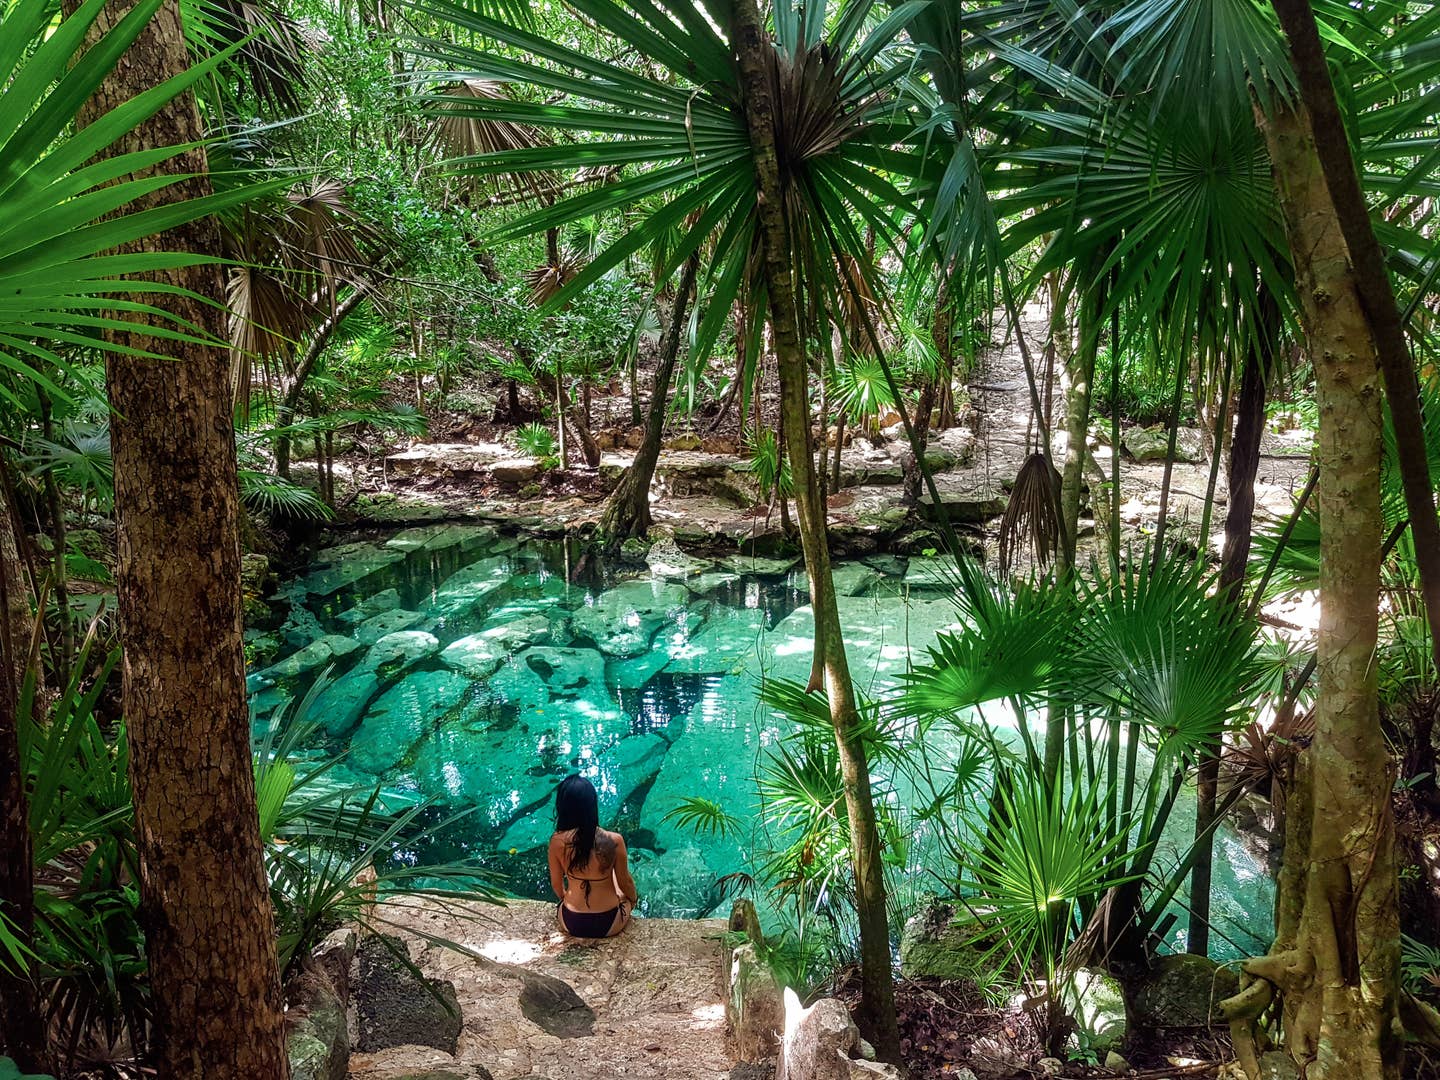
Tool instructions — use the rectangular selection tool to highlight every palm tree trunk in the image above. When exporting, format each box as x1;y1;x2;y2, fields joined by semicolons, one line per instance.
0;467;46;1073
729;0;899;1059
77;2;289;1075
1224;98;1398;1080
600;252;700;540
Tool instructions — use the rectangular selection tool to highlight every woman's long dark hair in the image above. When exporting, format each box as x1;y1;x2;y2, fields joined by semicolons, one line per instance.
555;774;599;873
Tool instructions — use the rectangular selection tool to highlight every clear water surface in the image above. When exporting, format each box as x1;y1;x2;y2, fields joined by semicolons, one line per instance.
248;523;1274;958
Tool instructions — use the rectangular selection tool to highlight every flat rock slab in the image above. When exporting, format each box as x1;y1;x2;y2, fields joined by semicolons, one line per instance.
348;898;732;1080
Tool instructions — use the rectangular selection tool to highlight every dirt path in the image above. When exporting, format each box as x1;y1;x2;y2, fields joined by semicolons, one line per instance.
349;899;736;1080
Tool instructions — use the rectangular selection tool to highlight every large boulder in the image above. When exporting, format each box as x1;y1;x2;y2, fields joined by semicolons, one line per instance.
917;491;1007;524
353;935;463;1054
1060;968;1127;1053
898;899;992;981
1122;425;1205;464
725;900;784;1063
777;990;901;1080
286;968;349;1080
1128;953;1239;1030
356;609;427;645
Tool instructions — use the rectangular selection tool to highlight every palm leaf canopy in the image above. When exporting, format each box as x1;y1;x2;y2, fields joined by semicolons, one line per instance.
408;0;934;365
0;0;272;399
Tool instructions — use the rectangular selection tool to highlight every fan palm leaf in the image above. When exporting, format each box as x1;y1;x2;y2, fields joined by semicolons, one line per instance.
0;0;273;398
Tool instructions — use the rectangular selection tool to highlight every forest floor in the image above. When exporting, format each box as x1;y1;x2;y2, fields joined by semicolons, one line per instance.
348;897;736;1080
291;301;1315;581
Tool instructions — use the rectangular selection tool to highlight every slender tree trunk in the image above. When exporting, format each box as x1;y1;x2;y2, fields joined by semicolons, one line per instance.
1058;284;1102;572
1224;99;1399;1080
599;253;700;540
0;465;46;1073
275;282;372;478
77;2;289;1075
729;1;900;1060
1190;291;1277;956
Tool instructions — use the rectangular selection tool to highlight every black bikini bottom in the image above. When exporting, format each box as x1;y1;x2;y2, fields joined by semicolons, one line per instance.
559;903;623;938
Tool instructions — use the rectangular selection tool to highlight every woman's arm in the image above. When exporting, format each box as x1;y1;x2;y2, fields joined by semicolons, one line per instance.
547;835;566;900
612;835;639;904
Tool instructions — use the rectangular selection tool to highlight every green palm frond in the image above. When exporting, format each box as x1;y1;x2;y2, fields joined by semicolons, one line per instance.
1069;547;1264;756
659;796;741;840
237;469;334;520
409;0;927;363
830;356;897;420
958;768;1133;976
0;0;275;397
900;559;1074;721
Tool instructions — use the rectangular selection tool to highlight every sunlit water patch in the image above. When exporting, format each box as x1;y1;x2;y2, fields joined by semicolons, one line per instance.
248;524;1274;958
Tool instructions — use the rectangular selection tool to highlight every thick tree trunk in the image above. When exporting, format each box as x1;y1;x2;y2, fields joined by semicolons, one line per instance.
599;253;700;540
1224;100;1399;1080
78;2;289;1075
1271;0;1440;681
0;468;46;1073
728;0;900;1060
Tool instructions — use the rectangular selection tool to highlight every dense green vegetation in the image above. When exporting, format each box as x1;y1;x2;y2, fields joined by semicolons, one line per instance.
1;0;1439;1077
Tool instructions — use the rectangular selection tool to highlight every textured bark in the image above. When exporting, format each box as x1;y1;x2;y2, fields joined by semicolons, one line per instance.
728;0;900;1060
1227;99;1400;1080
76;1;290;1075
599;252;701;540
1271;0;1440;681
0;470;46;1072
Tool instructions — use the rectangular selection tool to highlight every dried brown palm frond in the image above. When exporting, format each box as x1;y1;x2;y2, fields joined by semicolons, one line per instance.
1223;704;1314;814
431;79;556;204
997;452;1062;575
226;179;378;406
524;247;587;308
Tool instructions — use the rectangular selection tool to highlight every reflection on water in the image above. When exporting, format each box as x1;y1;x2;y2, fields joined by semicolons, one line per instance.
248;524;1274;955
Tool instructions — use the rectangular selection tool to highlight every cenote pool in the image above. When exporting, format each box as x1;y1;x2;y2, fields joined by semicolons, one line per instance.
247;523;1273;958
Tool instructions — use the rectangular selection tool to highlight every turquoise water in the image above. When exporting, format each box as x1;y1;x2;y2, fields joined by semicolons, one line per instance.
248;524;1273;956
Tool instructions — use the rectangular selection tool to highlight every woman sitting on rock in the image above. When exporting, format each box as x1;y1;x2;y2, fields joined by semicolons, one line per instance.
548;774;638;938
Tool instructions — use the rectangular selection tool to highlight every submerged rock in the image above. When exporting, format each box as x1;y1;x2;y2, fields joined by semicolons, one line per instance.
350;669;469;774
262;634;361;680
355;608;427;645
361;630;441;675
311;670;380;738
439;633;508;678
337;588;403;627
385;523;497;554
489;646;610;705
430;557;511;618
570;580;694;658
